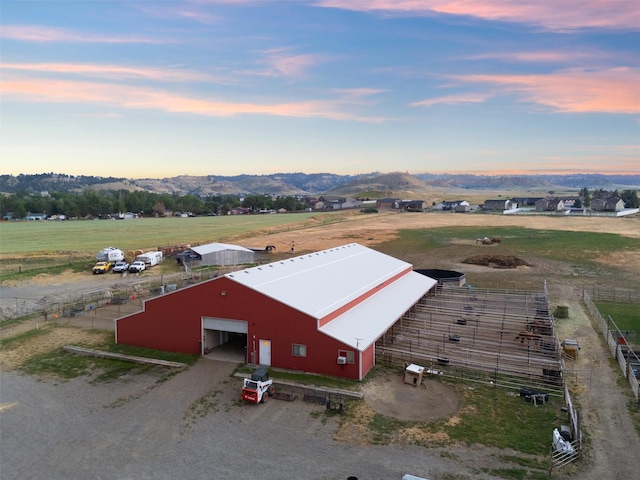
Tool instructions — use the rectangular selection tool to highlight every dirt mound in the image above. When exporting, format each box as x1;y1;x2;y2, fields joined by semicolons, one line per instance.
463;255;531;269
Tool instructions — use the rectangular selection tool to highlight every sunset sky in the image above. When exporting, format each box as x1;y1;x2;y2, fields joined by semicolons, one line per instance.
2;0;639;178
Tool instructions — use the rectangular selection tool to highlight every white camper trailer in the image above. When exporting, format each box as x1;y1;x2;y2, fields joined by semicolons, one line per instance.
96;247;125;263
136;251;163;267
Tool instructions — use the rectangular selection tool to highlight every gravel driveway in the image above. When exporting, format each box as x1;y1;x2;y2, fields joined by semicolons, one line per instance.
2;358;523;480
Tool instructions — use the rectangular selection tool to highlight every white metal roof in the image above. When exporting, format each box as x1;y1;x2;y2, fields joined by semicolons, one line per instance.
225;243;436;330
319;271;436;351
191;242;253;255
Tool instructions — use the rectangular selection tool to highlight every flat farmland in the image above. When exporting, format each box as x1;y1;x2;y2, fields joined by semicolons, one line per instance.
0;211;333;256
2;210;638;257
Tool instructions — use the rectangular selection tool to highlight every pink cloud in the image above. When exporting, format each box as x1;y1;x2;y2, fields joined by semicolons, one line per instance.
463;50;604;64
410;92;491;107
1;25;169;44
1;62;221;82
0;77;386;123
446;68;640;114
314;0;639;31
243;49;329;79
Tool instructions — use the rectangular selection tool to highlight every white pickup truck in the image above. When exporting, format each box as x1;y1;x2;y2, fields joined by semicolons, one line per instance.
128;261;146;273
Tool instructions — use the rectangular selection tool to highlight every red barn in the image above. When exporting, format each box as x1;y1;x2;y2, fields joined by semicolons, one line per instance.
115;243;436;380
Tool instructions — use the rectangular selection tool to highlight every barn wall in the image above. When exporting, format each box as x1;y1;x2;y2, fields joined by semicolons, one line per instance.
361;344;375;380
116;278;228;354
116;276;362;379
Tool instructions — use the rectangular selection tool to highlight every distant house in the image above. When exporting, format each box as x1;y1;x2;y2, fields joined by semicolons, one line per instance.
229;207;249;215
483;199;515;211
535;197;565;213
318;196;361;210
511;197;543;207
454;203;472;213
376;198;398;210
591;197;625;212
559;196;579;208
436;200;467;211
398;200;427;212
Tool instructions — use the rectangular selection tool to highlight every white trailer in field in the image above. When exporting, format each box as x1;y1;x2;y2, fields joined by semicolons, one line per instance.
136;251;163;267
96;247;125;263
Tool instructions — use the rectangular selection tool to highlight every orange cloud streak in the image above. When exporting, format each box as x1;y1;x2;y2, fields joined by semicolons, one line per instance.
428;68;640;114
460;68;639;114
1;77;386;123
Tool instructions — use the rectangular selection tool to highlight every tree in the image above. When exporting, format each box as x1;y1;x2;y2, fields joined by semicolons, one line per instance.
620;189;639;208
242;195;269;211
153;202;166;217
0;194;27;219
579;187;590;207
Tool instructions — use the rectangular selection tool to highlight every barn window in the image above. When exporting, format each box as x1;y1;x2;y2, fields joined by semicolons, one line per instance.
292;344;307;357
338;349;354;364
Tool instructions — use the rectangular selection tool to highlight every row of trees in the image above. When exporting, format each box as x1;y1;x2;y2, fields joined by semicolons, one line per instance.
0;189;309;220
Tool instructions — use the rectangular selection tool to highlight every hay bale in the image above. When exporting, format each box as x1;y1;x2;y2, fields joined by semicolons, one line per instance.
564;345;579;359
555;305;569;318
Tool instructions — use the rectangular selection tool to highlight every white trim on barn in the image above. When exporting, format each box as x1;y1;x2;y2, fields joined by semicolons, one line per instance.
319;271;436;351
202;317;248;334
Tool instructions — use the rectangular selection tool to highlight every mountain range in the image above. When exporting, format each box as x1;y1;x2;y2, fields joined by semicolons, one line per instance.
1;172;638;198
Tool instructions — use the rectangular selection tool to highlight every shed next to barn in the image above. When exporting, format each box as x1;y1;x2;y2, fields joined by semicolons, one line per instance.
116;243;437;380
176;242;255;266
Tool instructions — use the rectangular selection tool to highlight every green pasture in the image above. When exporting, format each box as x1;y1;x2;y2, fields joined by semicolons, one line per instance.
0;212;342;256
595;303;640;332
380;227;640;266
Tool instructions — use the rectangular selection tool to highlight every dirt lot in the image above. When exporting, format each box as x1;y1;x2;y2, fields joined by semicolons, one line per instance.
1;212;639;479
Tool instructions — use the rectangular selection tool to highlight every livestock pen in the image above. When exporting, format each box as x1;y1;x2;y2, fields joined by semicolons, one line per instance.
376;283;565;397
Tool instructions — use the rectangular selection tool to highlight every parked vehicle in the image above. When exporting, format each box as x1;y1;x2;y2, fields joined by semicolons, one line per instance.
128;261;146;273
136;251;163;267
92;261;112;274
95;247;125;263
112;261;129;273
241;367;275;403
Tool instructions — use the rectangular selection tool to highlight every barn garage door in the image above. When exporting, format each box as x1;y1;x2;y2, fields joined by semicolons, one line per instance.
202;317;248;334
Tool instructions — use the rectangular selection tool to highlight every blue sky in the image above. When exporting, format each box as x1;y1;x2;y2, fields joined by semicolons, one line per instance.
1;0;638;178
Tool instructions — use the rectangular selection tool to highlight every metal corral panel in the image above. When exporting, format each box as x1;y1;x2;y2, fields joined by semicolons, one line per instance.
319;271;436;350
203;317;248;334
225;243;415;319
